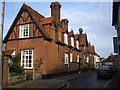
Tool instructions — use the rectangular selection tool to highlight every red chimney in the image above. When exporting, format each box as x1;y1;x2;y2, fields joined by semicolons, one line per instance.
50;2;61;27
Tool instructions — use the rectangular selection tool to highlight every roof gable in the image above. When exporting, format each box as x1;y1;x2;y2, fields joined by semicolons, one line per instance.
3;4;50;43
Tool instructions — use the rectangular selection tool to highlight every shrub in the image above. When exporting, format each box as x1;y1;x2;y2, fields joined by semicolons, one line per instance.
9;54;24;75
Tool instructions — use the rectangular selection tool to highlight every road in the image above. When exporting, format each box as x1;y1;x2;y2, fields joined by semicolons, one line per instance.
67;72;111;89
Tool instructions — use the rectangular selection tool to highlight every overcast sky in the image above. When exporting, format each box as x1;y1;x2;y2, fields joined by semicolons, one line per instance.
0;1;117;58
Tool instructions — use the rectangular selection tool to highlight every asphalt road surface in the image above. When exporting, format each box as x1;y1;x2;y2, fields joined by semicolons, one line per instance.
67;72;111;89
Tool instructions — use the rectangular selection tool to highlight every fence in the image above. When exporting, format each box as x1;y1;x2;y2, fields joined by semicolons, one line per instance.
8;73;26;85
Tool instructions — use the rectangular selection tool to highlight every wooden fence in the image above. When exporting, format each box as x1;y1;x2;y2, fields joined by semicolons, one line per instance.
8;73;26;85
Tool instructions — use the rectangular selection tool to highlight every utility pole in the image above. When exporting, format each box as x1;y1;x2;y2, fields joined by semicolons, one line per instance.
0;0;5;88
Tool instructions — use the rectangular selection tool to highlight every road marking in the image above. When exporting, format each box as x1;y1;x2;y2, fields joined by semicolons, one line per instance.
65;81;71;88
61;71;96;89
103;80;111;90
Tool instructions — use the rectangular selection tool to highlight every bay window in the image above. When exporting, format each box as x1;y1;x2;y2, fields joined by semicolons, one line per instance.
86;56;89;63
64;33;68;45
77;55;79;62
76;40;79;49
71;37;74;47
21;49;33;69
70;53;73;62
64;53;69;64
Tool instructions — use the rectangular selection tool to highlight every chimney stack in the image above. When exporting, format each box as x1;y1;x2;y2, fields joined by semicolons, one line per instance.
50;2;61;27
61;19;69;27
79;28;83;42
79;28;83;34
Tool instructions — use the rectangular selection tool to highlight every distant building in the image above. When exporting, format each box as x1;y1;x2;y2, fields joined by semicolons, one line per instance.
100;57;106;66
101;54;118;70
94;52;100;69
106;53;118;70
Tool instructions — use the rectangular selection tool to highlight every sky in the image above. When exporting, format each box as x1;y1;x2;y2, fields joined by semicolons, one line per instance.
0;0;117;58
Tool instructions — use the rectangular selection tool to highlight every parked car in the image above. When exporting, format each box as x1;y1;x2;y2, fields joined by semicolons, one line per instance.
97;66;114;78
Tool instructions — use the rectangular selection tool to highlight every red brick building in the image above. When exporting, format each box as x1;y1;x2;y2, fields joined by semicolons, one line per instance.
2;2;99;86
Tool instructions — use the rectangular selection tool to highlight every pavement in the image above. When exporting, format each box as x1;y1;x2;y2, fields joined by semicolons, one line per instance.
3;70;120;89
105;71;120;90
3;70;96;89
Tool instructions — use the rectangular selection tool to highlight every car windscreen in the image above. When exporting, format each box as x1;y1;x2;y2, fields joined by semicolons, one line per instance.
98;66;110;70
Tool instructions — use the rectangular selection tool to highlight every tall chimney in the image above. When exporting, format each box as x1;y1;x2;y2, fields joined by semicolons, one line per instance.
79;28;83;42
79;28;83;34
61;19;69;27
50;2;61;27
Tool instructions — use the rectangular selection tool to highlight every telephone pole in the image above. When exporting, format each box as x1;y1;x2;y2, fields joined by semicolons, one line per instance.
0;0;5;88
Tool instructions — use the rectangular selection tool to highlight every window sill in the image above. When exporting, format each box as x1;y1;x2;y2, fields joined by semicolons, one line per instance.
23;67;33;70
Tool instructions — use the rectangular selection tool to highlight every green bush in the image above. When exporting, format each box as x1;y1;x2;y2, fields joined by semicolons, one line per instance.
9;54;24;75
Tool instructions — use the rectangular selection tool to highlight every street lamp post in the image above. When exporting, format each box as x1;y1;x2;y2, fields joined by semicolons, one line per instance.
0;0;5;88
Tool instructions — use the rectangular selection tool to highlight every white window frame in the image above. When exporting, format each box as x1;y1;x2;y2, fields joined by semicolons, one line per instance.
76;40;79;49
77;55;79;62
86;56;89;63
70;53;72;62
71;37;74;47
21;49;33;69
64;53;69;64
64;33;68;45
84;46;86;51
19;24;29;38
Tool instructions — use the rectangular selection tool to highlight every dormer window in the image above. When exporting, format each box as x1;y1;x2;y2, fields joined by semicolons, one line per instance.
70;53;72;62
64;53;69;64
19;24;29;38
71;37;74;47
84;46;86;51
86;56;89;63
64;33;68;45
77;55;79;62
76;40;79;49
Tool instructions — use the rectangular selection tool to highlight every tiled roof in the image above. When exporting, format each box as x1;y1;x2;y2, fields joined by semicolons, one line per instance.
41;17;54;25
106;54;118;61
95;52;100;57
23;4;49;37
23;4;45;19
3;50;14;56
74;35;79;40
86;46;95;54
68;31;74;37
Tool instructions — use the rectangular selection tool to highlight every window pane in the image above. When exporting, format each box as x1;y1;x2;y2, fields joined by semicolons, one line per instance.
24;24;28;28
21;49;33;68
29;56;32;59
29;60;31;63
29;51;32;54
26;63;29;67
29;64;31;67
65;53;68;64
19;24;29;38
26;56;28;59
26;60;28;63
22;60;24;63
